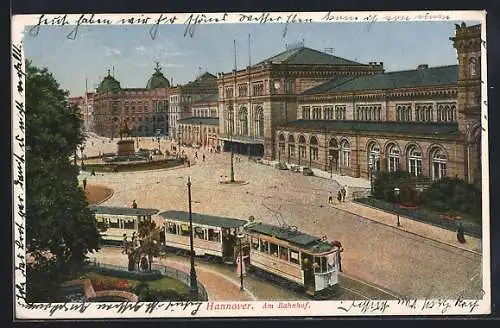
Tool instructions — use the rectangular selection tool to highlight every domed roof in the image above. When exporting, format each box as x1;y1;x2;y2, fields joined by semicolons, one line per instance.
146;62;170;89
97;70;121;93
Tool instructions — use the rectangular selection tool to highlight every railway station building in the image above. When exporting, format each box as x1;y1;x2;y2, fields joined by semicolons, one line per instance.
217;23;482;185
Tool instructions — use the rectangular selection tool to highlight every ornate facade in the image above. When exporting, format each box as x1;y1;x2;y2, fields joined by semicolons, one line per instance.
167;72;217;141
216;46;384;158
274;23;482;184
92;63;170;138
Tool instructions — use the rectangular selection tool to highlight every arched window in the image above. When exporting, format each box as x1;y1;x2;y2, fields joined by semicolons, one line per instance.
288;135;296;159
386;143;400;172
341;139;351;167
469;57;477;77
431;147;447;180
310;136;319;162
328;138;339;172
278;133;286;160
407;145;422;176
239;107;248;136
255;107;264;137
368;142;380;172
298;135;307;164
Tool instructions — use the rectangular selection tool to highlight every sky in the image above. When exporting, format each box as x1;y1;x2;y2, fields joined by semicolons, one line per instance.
22;20;479;97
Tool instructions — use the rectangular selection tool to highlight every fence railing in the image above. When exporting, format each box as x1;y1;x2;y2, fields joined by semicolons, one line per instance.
88;259;208;301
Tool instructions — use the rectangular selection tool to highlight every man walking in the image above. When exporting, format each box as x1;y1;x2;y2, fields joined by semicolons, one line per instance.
341;186;347;202
328;192;333;204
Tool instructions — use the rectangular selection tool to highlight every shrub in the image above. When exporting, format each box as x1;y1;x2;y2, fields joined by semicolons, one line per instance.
373;170;412;203
420;177;482;217
93;266;162;281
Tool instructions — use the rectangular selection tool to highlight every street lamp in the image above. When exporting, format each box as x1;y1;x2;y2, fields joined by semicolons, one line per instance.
187;177;199;299
230;130;235;183
237;232;245;291
394;187;401;227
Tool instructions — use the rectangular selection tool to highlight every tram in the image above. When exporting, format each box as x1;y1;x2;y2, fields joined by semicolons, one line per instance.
90;206;341;297
158;210;250;263
159;211;340;297
90;205;160;246
243;221;339;297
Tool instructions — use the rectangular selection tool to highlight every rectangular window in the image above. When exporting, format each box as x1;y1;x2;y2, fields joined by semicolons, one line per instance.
269;243;279;257
251;237;260;250
207;229;220;242
290;250;300;264
279;246;289;261
260;240;269;253
180;224;190;236
302;106;311;120
166;222;177;234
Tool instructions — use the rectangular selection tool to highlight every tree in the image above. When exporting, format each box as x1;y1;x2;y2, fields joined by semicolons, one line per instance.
137;218;161;272
25;61;101;302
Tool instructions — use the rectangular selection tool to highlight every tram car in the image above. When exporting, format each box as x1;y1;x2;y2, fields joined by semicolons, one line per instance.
158;210;250;263
90;205;160;246
243;221;339;297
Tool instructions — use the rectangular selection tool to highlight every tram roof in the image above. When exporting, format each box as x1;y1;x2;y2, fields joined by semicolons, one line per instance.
159;211;247;228
90;205;159;216
245;222;335;253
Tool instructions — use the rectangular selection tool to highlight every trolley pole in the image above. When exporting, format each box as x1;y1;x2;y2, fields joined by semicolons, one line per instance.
237;233;244;291
187;177;199;299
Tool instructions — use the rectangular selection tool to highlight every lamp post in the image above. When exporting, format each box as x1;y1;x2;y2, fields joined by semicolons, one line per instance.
394;187;401;227
237;232;245;291
230;130;235;183
187;177;199;299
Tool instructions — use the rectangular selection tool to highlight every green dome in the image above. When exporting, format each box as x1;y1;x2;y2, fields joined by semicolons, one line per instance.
146;63;170;89
97;70;121;93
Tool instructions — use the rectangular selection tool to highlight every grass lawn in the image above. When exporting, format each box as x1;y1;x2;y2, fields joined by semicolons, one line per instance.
84;271;189;294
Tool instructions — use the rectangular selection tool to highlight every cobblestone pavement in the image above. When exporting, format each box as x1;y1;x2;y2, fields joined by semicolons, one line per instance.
80;135;484;299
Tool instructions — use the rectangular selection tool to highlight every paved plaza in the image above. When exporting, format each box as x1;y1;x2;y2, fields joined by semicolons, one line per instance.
80;134;484;299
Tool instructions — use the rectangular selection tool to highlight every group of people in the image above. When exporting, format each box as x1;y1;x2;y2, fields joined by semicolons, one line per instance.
328;185;349;204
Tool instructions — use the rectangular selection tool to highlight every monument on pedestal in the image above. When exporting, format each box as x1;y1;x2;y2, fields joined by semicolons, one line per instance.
116;121;135;156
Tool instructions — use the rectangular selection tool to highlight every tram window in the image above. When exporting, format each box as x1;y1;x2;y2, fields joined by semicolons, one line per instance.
260;240;269;253
313;257;321;273
279;246;289;261
321;257;327;272
270;243;279;257
123;219;135;230
290;250;300;265
180;224;190;236
208;229;220;242
166;223;177;234
327;253;335;270
194;227;205;239
109;218;119;229
251;237;259;250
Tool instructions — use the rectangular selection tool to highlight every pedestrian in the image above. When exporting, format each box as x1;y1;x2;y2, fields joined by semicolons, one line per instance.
328;192;333;204
122;234;128;254
82;178;87;190
187;160;191;167
341;186;347;202
195;151;198;159
202;154;205;161
132;200;137;209
457;223;466;243
337;190;342;203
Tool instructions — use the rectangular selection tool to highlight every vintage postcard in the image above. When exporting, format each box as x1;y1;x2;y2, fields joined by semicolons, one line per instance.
12;10;490;319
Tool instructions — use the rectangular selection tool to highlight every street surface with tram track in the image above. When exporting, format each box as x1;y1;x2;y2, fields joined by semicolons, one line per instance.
81;136;483;300
93;246;398;301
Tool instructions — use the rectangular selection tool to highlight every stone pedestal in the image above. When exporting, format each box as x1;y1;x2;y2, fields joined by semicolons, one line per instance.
117;139;135;156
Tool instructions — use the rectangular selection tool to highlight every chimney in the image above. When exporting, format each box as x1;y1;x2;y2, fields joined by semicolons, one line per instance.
417;64;429;70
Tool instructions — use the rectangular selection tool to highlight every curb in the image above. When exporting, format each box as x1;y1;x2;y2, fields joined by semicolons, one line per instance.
87;184;115;205
333;203;482;256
